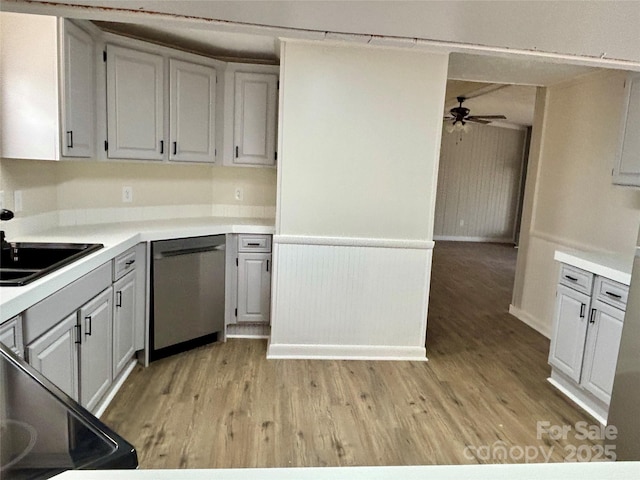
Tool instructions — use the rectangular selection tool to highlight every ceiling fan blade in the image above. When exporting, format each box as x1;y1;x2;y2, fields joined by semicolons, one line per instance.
467;115;507;120
466;118;491;125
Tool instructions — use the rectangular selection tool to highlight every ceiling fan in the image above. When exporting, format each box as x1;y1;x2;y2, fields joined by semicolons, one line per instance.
443;96;507;133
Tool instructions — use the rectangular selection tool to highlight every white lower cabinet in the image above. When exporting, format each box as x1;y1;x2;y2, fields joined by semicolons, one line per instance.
26;313;79;400
549;285;590;383
79;287;113;412
0;315;24;358
549;262;628;422
580;300;625;404
112;271;136;378
237;253;271;324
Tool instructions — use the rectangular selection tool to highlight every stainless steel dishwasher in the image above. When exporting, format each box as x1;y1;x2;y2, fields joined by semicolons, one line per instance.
151;235;225;361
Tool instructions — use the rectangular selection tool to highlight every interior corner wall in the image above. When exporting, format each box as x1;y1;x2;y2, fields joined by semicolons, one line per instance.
434;124;526;242
276;42;447;241
511;71;640;338
269;41;448;360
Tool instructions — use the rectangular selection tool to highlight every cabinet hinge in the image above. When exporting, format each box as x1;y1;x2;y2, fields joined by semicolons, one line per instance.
235;308;237;317
103;50;107;62
104;140;108;151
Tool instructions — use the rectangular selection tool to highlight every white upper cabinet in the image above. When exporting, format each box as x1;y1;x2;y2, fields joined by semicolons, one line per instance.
613;72;640;187
0;14;96;161
233;72;278;166
60;20;95;158
106;45;164;160
169;59;217;163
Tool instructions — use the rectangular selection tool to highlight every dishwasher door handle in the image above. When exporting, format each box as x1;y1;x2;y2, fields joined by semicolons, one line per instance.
154;244;225;259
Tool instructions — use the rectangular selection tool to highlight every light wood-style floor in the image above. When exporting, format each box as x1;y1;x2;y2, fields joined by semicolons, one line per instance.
103;242;601;468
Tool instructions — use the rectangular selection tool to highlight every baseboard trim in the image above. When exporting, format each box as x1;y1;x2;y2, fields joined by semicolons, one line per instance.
273;235;434;250
227;334;270;339
433;235;514;244
547;376;607;426
508;304;551;339
266;343;428;361
94;358;137;418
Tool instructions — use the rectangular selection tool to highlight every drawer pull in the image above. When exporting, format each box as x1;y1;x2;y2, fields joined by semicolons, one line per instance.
247;243;261;246
564;275;578;282
605;291;622;299
125;259;135;267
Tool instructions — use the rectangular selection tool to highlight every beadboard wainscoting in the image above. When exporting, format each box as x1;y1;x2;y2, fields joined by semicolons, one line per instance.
267;236;434;361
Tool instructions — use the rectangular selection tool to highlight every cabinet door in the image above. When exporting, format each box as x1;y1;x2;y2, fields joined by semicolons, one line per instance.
79;288;113;411
169;59;216;163
60;20;95;158
237;253;271;323
26;313;79;400
106;45;164;160
613;73;640;186
233;72;277;166
113;271;136;378
580;300;625;404
548;284;590;382
0;315;23;358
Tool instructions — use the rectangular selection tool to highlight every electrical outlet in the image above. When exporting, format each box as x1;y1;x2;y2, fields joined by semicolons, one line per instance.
122;186;133;203
234;187;244;202
14;190;23;212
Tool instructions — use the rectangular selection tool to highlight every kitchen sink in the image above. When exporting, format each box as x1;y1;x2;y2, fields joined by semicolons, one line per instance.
0;242;104;286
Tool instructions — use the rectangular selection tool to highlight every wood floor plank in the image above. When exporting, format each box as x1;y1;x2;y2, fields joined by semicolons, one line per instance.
102;242;605;468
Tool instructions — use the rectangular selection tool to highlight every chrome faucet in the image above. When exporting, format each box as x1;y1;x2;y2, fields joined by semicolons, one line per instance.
1;209;14;251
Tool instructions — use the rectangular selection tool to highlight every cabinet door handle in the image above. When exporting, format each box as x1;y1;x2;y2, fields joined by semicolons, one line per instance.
589;308;596;324
160;140;164;154
235;146;239;158
564;275;578;282
579;303;586;318
173;142;177;155
116;291;122;307
266;259;270;272
67;130;73;148
75;324;82;344
605;291;622;299
85;316;92;336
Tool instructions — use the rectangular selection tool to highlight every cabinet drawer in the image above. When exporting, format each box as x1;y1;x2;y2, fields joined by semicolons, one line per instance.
113;247;137;281
594;276;629;311
238;234;271;253
558;264;593;295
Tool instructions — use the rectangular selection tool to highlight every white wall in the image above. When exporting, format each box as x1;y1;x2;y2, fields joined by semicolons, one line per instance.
269;41;448;360
511;71;640;337
434;125;526;242
277;42;446;240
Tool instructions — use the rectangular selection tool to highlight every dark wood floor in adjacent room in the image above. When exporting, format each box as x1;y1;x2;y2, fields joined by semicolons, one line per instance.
102;241;601;468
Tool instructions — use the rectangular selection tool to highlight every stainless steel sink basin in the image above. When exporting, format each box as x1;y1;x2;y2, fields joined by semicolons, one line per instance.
0;242;104;286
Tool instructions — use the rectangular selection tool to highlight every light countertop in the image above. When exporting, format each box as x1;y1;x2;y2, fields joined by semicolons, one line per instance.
0;217;274;322
554;248;634;286
53;461;640;480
